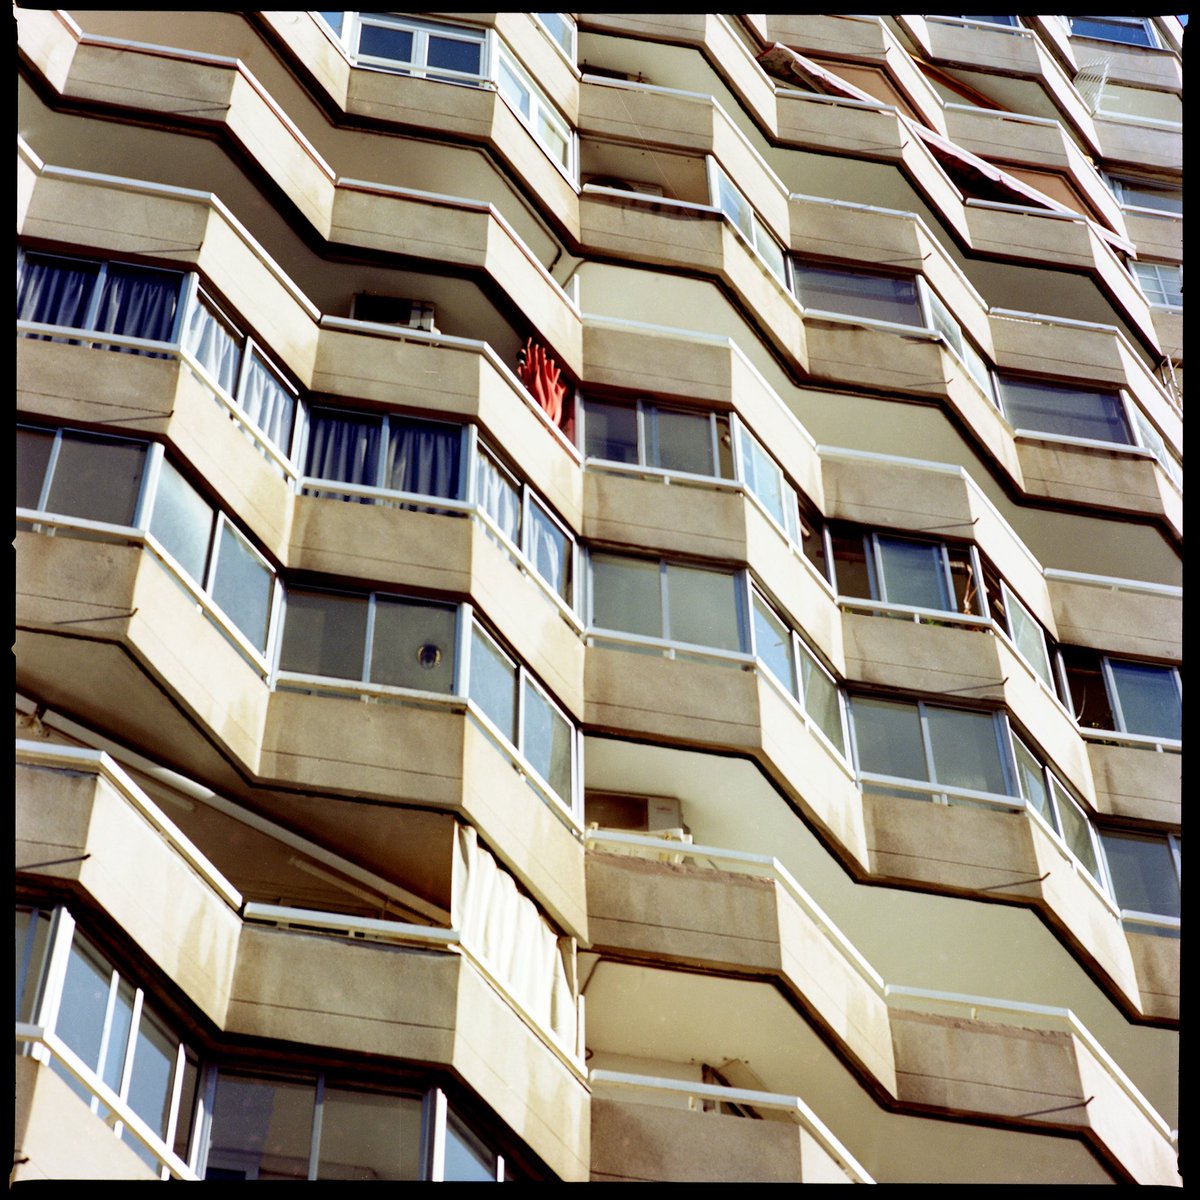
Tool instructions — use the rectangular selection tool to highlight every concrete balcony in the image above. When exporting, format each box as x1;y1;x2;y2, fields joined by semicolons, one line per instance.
590;1091;865;1183
1045;570;1181;662
765;14;889;62
1093;117;1181;174
584;843;1177;1181
1013;438;1180;539
773;88;909;160
1085;740;1180;826
14;746;590;1180
1062;34;1183;92
1121;209;1182;263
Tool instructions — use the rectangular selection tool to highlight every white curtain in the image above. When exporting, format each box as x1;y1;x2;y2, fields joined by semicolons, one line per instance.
239;351;296;452
385;419;461;500
182;295;242;395
16;250;97;328
452;824;577;1051
304;410;382;500
474;451;520;543
528;503;566;599
92;265;180;351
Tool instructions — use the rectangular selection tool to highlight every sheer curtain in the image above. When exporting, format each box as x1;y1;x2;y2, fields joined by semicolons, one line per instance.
474;450;520;542
182;294;242;395
528;503;567;599
304;411;382;501
385;419;461;499
16;251;99;333
92;265;181;354
239;352;296;452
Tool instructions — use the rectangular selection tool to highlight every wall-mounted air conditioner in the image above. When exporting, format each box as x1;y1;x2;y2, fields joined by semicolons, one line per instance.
585;791;687;833
352;293;439;333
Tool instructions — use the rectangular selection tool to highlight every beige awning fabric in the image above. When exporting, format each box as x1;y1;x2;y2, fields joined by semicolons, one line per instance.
758;42;1134;257
757;43;881;105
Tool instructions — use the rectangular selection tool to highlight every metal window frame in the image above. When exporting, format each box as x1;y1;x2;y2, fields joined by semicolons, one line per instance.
999;579;1053;686
994;372;1137;448
1068;14;1160;49
495;42;576;177
1131;260;1183;308
1101;655;1182;739
533;12;576;62
707;160;790;288
349;13;491;83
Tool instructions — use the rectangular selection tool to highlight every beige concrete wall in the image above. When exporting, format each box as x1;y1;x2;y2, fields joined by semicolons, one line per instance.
1046;577;1180;661
590;1097;851;1183
1087;743;1180;825
13;1055;160;1182
1127;933;1180;1023
16;763;241;1028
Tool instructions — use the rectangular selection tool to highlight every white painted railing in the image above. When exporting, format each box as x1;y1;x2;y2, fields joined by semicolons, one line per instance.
15;1024;198;1181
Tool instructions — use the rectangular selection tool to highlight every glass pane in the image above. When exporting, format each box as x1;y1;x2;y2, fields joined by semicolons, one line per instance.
304;410;383;495
1013;739;1056;830
583;401;638;463
1071;16;1154;46
523;680;573;802
148;458;214;583
99;978;135;1094
45;432;146;525
444;1110;497;1182
211;521;274;652
16;427;54;509
925;708;1008;795
997;377;1131;444
1004;588;1052;686
1060;648;1116;730
358;22;414;63
877;538;948;610
428;35;483;76
475;450;521;543
851;699;928;781
498;57;531;118
740;428;787;528
536;12;573;57
317;11;344;37
318;1089;422;1180
182;293;242;395
94;264;181;345
239;351;296;451
651;408;714;475
369;597;457;693
15;909;51;1023
591;555;662;638
1052;780;1099;879
205;1075;315;1180
55;935;113;1071
715;172;754;241
752;595;796;694
528;500;571;601
756;228;787;284
127;1008;178;1138
279;590;369;680
172;1050;201;1163
794;265;922;326
667;563;741;651
469;626;517;740
799;647;845;755
1116;181;1182;214
1108;661;1181;739
386;418;461;500
829;531;871;598
1101;833;1179;918
16;250;100;328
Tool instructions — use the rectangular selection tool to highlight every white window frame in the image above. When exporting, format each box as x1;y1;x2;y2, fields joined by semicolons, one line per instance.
708;160;790;288
495;43;576;178
19;907;192;1181
1131;260;1183;309
1066;15;1161;49
1105;175;1183;216
998;581;1053;688
848;697;1020;809
750;587;848;759
1100;656;1182;743
464;618;580;817
324;12;491;85
587;552;749;658
533;12;576;63
1097;829;1182;927
18;426;281;668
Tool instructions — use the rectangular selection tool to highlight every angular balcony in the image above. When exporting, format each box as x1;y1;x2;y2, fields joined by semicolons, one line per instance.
15;743;591;1180
1085;739;1180;826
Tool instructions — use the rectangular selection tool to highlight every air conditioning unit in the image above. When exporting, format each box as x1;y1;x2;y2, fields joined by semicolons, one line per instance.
585;791;687;833
352;293;439;333
583;174;665;198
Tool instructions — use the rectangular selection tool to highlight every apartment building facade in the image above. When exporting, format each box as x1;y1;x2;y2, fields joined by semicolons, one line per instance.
15;11;1181;1184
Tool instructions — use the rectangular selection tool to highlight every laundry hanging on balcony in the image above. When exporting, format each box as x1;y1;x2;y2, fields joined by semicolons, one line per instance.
518;337;567;427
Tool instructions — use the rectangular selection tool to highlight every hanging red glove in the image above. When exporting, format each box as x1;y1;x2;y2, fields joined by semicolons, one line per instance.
519;337;566;426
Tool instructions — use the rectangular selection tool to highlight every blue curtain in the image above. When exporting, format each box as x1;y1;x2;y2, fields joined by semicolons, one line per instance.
386;418;461;500
304;410;383;502
93;265;181;354
16;250;99;338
